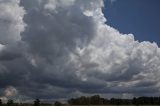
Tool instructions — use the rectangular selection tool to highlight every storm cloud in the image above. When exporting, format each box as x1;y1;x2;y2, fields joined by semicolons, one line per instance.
0;0;160;101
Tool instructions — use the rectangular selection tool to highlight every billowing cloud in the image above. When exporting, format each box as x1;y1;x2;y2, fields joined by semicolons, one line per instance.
0;0;25;45
4;86;18;97
0;0;160;101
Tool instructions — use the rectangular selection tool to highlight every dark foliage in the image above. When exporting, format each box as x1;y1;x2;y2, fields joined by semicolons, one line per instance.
34;99;40;106
7;99;14;106
0;99;2;106
54;101;62;106
68;95;160;105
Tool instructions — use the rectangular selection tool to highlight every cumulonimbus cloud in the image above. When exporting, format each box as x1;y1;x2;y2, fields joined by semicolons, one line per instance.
0;0;160;100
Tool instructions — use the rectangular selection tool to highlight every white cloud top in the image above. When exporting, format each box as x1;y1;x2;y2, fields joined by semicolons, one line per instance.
0;0;25;44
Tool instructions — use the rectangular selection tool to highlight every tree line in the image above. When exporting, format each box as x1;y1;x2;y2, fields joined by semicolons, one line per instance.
0;99;61;106
1;95;160;106
0;99;48;106
68;95;160;105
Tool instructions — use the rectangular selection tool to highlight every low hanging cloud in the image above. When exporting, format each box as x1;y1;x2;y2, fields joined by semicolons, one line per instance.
0;0;160;100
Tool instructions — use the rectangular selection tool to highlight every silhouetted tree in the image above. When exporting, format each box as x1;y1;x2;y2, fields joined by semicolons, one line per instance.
7;99;13;106
133;97;137;106
116;99;122;105
90;95;101;105
110;98;116;105
67;98;74;105
34;99;40;106
0;99;2;106
54;101;61;106
150;97;154;105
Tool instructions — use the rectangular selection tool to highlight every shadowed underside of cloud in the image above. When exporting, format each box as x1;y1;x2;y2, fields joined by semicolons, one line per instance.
0;0;160;101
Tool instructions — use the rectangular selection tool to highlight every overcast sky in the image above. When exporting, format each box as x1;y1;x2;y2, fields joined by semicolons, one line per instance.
0;0;160;102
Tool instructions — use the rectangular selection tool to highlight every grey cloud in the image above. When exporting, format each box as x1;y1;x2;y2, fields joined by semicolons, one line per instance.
0;44;23;61
0;0;25;44
0;0;160;101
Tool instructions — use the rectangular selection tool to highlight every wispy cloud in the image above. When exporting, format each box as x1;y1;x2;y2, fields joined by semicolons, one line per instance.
109;0;117;4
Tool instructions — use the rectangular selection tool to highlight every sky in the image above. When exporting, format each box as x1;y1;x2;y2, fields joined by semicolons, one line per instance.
0;0;160;102
104;0;160;44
